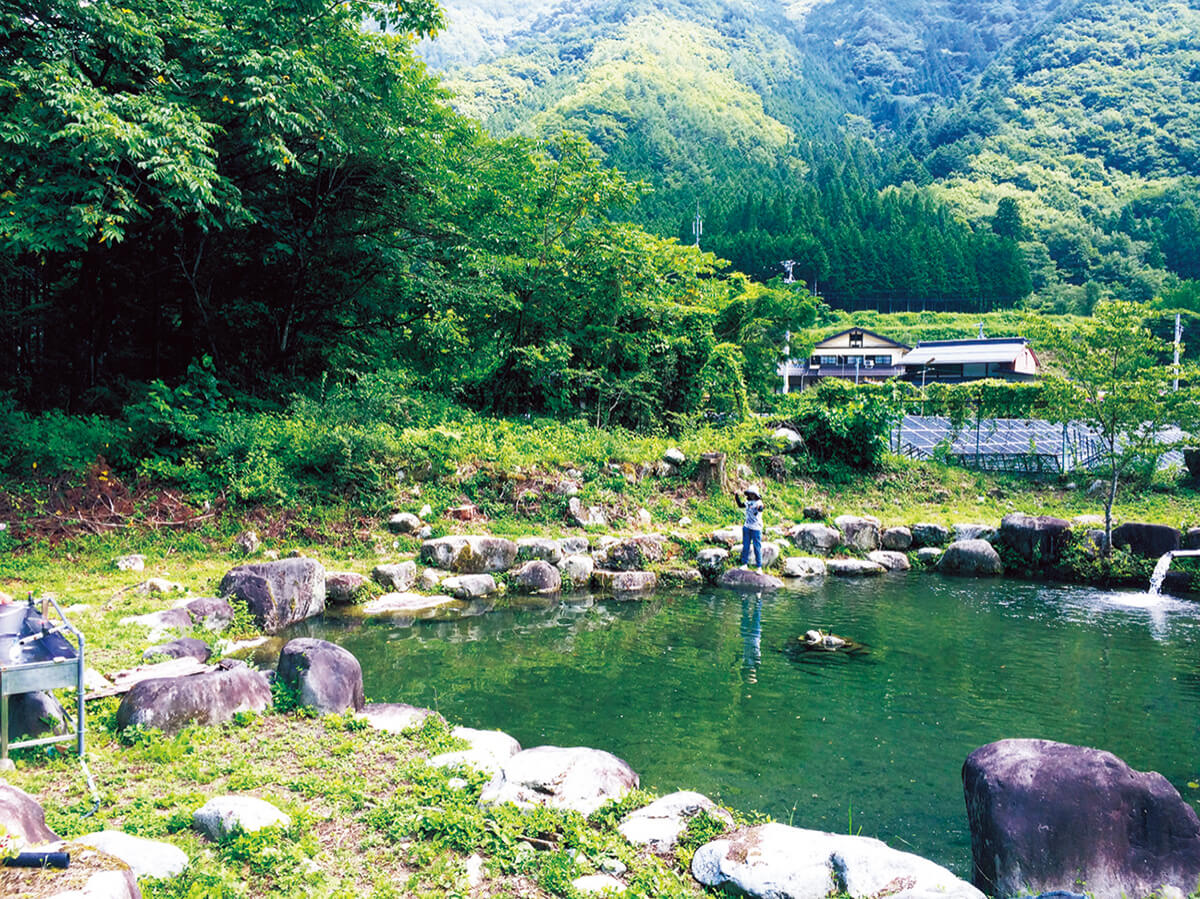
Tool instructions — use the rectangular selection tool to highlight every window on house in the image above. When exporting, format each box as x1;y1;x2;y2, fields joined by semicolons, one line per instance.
845;355;863;366
874;355;891;366
849;330;864;348
817;355;838;366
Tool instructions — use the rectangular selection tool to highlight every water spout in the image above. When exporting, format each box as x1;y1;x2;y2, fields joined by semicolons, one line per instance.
1148;549;1200;596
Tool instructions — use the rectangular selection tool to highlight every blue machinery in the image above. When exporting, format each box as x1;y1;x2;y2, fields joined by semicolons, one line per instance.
0;596;86;762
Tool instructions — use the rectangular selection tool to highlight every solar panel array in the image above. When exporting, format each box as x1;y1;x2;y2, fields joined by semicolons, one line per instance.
893;416;1105;473
893;416;1185;474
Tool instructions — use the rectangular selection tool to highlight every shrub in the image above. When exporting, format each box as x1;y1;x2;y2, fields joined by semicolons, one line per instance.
773;380;904;470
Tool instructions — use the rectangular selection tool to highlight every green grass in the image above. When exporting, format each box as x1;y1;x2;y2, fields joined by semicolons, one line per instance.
2;434;1198;897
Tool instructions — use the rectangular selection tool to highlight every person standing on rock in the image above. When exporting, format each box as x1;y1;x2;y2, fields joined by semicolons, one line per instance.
735;485;765;572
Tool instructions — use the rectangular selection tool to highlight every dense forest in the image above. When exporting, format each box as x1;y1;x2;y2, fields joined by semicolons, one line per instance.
0;0;814;423
429;0;1200;314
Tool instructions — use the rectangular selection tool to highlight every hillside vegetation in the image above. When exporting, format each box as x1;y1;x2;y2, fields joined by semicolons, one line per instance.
427;0;1200;313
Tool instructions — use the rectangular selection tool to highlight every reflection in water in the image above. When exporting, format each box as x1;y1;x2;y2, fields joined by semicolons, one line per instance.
740;596;763;682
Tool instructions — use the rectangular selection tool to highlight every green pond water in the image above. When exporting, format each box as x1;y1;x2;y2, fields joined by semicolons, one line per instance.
286;573;1200;874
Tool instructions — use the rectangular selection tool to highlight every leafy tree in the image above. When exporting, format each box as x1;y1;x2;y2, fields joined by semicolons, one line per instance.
1028;301;1200;554
0;0;449;406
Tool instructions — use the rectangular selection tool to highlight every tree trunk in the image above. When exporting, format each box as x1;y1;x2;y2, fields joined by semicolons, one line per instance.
696;452;727;493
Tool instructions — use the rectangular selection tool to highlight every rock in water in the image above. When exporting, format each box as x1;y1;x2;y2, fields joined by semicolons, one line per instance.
963;739;1200;899
939;539;1003;576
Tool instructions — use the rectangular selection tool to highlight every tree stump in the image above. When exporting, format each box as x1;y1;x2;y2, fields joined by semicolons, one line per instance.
696;452;726;492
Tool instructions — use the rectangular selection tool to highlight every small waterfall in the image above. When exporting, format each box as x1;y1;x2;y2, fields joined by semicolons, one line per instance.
1148;553;1174;596
1148;548;1200;596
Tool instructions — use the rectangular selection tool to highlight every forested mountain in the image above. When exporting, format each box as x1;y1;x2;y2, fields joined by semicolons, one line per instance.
422;0;1200;313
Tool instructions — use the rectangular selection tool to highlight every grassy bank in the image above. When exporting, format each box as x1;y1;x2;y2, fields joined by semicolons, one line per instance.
2;415;1198;897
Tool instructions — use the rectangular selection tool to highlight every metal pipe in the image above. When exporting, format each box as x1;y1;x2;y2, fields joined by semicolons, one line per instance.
4;851;70;869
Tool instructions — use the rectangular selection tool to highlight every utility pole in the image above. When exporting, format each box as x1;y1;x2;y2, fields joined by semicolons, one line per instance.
692;202;702;248
781;260;796;283
1175;313;1182;391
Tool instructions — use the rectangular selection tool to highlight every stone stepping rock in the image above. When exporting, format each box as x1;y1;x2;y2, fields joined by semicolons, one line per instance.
359;593;463;617
718;568;784;590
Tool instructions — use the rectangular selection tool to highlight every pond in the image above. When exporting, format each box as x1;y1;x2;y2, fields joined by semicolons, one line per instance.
284;573;1200;874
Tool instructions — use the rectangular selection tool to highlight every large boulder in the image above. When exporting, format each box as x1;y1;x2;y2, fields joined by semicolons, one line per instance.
218;558;326;634
619;791;733;853
963;739;1200;899
115;660;272;733
442;574;499;599
371;561;417;592
6;691;67;742
419;536;518;573
357;702;441;733
143;637;212;663
999;513;1072;567
605;536;668;571
0;782;59;844
592;570;658;595
781;556;827;578
511;560;562;595
1111;522;1181;559
772;427;804;453
427;727;522;778
826;558;886;577
709;526;743;548
939;540;1003;577
835;515;881;553
880;526;913;551
567;498;608;529
697;547;730;582
386;512;422;534
77;830;189;880
325;571;372;605
558;536;590;556
557;554;595;589
183;596;234;631
516;537;564;564
867;550;911;571
692;822;984;899
955;523;998;543
194;796;291;841
719;568;784;590
760;541;782;569
480;745;639;816
910;522;951;548
359;592;464;618
792;524;841;555
275;638;364;715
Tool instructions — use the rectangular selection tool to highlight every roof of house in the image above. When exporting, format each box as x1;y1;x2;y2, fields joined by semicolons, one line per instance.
900;337;1033;367
812;327;912;351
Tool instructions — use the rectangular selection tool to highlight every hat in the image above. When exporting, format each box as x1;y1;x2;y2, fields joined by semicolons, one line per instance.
745;485;761;498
